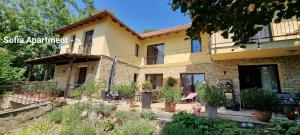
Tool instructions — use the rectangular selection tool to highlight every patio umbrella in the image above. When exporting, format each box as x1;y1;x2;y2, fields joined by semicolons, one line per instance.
107;56;117;100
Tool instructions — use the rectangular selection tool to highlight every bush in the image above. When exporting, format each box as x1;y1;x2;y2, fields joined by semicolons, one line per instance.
142;81;153;92
12;118;54;135
286;126;300;135
74;121;96;135
70;81;101;99
161;111;239;135
166;77;177;87
120;120;156;135
140;109;157;120
272;119;298;134
60;124;75;135
160;86;181;104
115;83;138;100
97;118;115;132
241;88;278;111
62;107;81;124
161;123;202;135
114;110;140;122
95;104;117;117
196;82;227;107
48;109;63;123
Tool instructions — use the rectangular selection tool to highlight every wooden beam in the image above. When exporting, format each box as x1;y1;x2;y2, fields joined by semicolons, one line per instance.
27;64;33;81
64;59;74;98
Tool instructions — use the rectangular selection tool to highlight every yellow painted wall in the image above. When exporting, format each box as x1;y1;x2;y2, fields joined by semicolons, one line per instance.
59;18;107;55
140;31;211;67
102;17;142;66
54;61;100;87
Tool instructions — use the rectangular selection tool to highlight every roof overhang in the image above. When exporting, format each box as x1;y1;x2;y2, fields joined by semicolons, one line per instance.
54;11;141;39
54;11;191;39
25;53;101;65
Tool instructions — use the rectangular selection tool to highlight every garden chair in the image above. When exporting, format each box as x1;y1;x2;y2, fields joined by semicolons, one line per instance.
182;92;198;102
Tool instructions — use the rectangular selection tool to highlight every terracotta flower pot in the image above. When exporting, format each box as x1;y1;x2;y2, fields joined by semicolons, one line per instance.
165;103;176;112
253;110;272;122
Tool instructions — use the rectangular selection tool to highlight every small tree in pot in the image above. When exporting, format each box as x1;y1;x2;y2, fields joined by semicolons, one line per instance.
241;89;278;122
160;86;181;112
142;81;153;109
197;82;227;118
116;83;138;108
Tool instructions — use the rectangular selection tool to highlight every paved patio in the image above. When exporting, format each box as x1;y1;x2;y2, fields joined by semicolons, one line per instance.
114;101;292;124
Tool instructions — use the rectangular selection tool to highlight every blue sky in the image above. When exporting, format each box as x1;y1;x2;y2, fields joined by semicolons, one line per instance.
76;0;191;33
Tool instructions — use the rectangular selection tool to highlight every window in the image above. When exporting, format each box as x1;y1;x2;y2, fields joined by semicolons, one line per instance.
191;39;202;53
180;73;205;96
84;30;94;48
134;73;138;83
70;35;76;52
83;30;93;54
146;74;163;89
135;44;139;57
147;43;164;65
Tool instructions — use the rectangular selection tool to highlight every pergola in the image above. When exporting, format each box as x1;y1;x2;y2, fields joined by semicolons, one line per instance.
25;53;101;97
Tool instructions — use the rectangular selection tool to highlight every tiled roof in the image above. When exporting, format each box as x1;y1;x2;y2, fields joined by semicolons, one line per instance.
54;11;191;39
140;23;191;38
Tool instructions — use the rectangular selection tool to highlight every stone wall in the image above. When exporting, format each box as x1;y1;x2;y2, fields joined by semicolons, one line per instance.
138;55;300;93
0;102;52;134
97;56;140;84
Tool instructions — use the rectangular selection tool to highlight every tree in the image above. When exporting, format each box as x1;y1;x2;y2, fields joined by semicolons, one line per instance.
171;0;299;44
0;0;96;81
0;48;25;84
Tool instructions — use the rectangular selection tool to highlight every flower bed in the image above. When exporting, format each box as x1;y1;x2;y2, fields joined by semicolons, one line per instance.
7;102;158;135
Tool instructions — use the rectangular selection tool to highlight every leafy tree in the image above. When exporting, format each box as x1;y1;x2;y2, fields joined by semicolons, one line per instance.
0;48;25;84
171;0;299;44
0;0;97;82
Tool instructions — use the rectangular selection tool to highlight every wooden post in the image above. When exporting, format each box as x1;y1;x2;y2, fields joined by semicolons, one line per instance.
64;59;74;98
27;64;33;81
43;64;48;81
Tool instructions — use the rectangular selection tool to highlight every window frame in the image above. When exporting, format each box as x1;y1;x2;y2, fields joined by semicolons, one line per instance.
146;43;165;65
191;38;202;53
70;35;76;52
135;44;139;57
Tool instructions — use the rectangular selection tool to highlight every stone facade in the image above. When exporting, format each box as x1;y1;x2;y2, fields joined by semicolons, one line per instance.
55;54;300;93
97;56;140;84
138;55;300;93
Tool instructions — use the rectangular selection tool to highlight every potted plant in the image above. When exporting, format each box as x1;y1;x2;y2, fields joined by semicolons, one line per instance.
166;77;177;87
141;81;153;109
160;86;181;112
241;89;278;122
197;82;227;118
117;83;138;108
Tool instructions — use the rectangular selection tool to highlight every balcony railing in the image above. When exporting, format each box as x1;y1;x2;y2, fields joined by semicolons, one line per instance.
211;19;300;50
78;45;91;55
146;55;164;65
66;47;72;53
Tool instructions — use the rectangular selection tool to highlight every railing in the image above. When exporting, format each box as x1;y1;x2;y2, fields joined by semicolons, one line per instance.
66;47;72;53
78;45;91;54
146;55;165;65
211;19;300;50
0;81;63;111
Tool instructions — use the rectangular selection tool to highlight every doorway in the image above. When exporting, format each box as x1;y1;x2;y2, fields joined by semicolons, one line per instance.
238;65;281;93
180;73;205;96
77;67;87;85
146;74;163;89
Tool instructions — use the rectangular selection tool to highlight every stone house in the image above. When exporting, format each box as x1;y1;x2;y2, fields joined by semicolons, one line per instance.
26;11;300;99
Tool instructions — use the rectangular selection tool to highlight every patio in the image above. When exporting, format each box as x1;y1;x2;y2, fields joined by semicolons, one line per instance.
101;100;295;124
